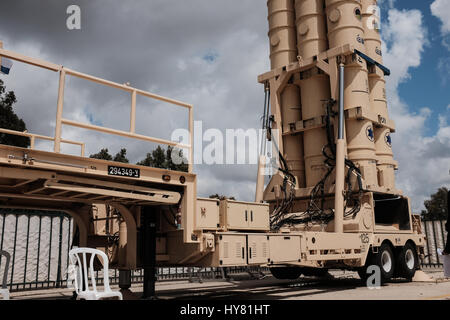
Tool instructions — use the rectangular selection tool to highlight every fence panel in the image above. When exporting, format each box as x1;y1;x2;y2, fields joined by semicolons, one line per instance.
1;209;446;292
0;209;72;291
421;219;447;268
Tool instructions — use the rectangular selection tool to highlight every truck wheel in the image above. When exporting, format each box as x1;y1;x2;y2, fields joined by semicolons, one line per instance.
270;267;302;280
396;242;417;281
374;243;395;283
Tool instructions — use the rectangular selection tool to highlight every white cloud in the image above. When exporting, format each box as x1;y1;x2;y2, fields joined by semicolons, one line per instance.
382;8;450;212
431;0;450;34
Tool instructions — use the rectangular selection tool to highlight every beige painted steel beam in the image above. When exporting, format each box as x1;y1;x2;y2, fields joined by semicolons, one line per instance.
0;128;85;156
44;181;181;204
60;118;191;150
54;173;181;196
0;48;61;72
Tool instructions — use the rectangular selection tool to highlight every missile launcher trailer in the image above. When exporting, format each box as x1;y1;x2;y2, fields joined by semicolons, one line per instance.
0;0;425;298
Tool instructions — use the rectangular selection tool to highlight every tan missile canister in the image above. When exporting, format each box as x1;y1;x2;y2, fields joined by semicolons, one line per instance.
361;0;397;190
325;0;378;188
343;55;378;189
300;68;331;187
281;84;306;186
268;0;299;68
268;0;306;187
295;0;331;187
361;0;383;63
325;0;366;52
295;0;328;60
370;68;396;190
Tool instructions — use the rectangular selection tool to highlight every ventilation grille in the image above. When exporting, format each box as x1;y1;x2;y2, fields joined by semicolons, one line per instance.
223;242;229;259
262;242;268;258
236;243;241;258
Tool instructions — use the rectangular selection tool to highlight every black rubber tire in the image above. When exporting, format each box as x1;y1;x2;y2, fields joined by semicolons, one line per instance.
373;243;395;284
270;267;302;280
396;242;418;281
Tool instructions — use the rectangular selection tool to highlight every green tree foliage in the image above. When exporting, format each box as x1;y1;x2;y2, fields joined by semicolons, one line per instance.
89;145;188;172
209;194;236;201
89;148;130;163
0;80;30;148
113;148;129;163
137;145;188;172
89;148;113;161
421;187;448;220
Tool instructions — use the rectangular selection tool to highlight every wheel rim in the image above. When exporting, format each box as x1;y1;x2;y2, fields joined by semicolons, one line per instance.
381;251;392;273
405;249;415;270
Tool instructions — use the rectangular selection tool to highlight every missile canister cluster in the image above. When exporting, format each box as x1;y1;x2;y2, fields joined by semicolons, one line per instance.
266;0;397;192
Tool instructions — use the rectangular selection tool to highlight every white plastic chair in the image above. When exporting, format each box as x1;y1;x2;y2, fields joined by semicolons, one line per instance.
0;250;10;300
68;248;122;300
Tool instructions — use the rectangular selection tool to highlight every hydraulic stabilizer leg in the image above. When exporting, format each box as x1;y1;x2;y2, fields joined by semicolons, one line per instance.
142;206;157;299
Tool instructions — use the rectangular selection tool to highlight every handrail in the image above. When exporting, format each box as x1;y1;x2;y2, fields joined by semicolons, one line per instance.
0;128;85;156
0;47;193;172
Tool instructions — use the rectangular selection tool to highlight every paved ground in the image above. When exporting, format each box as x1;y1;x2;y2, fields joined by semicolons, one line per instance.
9;269;450;301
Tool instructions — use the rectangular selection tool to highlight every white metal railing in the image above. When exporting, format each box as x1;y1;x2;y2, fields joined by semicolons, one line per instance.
0;46;194;172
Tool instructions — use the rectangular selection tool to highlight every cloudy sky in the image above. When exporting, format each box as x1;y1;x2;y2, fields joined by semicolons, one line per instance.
0;0;449;212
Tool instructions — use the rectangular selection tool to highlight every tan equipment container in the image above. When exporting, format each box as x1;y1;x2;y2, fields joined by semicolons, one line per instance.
195;198;220;230
219;200;270;232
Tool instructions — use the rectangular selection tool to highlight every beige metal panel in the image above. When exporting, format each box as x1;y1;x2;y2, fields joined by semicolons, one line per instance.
269;234;301;263
295;0;328;60
247;234;271;265
195;198;220;231
220;200;270;231
325;0;365;52
247;203;270;231
220;200;248;230
300;69;331;187
267;0;298;69
217;234;247;266
361;0;383;63
303;232;368;261
280;84;305;187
